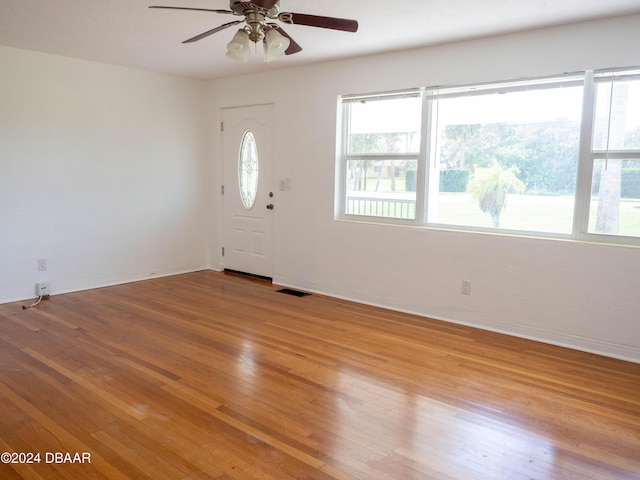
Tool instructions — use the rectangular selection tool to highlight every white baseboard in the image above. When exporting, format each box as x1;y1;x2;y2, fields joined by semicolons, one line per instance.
272;276;640;365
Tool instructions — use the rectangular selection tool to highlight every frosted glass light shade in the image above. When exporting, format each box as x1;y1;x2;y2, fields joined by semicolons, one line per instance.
263;29;290;62
226;30;251;63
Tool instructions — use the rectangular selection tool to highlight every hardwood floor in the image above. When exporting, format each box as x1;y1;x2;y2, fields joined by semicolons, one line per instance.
0;270;638;479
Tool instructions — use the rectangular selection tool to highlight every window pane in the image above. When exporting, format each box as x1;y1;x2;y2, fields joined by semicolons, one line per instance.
345;159;418;219
589;159;640;237
594;73;640;151
347;96;421;154
429;83;583;234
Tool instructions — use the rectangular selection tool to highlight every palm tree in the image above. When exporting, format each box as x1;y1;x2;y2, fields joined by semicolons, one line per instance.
467;161;525;227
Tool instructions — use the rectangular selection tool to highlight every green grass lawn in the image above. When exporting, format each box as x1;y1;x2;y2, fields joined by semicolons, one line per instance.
437;195;640;236
588;201;640;237
347;190;640;237
436;195;575;233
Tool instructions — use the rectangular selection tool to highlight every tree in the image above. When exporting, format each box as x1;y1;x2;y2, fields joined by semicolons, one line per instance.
349;133;381;191
350;132;409;192
595;82;628;234
495;121;579;195
374;133;402;192
440;124;481;169
467;161;525;227
440;124;504;170
440;121;580;196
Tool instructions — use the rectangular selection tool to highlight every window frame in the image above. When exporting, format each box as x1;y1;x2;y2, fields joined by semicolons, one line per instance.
336;68;640;247
338;89;425;226
575;69;640;245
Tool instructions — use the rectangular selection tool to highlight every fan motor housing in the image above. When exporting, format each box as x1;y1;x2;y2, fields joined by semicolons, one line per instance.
231;1;280;18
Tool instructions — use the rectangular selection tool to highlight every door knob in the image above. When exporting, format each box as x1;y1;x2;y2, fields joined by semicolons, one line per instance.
266;204;274;210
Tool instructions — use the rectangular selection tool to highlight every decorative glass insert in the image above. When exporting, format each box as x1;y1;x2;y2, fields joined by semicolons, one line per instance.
238;131;259;209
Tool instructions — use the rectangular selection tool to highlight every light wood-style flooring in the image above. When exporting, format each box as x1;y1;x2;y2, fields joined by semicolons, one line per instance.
0;270;639;479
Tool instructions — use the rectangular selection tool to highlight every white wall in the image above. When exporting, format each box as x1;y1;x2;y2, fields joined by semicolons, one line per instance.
1;14;638;363
207;14;640;363
0;47;210;302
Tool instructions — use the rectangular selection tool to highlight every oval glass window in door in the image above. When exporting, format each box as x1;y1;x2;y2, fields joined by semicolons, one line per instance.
238;131;259;209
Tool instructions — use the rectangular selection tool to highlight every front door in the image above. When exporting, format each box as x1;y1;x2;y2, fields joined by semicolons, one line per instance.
222;104;275;278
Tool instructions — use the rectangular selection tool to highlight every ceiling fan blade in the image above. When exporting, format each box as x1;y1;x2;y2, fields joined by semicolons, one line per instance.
183;20;243;43
280;12;358;33
275;26;302;55
149;6;233;14
250;0;279;9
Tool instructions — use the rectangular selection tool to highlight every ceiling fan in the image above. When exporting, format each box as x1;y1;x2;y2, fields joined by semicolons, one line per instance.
149;0;359;63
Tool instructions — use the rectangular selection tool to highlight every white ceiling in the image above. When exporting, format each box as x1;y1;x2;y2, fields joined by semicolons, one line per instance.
2;0;640;80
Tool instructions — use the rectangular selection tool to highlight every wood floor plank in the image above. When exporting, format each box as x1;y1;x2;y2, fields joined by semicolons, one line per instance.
0;270;638;479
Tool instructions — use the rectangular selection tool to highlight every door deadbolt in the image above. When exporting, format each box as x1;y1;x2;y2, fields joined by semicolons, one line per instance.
266;204;274;210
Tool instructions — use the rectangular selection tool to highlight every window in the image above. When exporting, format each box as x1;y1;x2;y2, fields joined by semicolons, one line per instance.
341;93;422;220
337;68;640;244
586;71;640;238
428;78;583;234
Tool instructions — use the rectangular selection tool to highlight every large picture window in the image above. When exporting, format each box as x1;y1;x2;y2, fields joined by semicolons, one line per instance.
428;78;583;234
337;68;640;245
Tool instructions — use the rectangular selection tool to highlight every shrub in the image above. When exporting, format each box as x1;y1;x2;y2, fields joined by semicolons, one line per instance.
623;168;640;198
406;169;417;192
440;169;470;192
592;167;640;199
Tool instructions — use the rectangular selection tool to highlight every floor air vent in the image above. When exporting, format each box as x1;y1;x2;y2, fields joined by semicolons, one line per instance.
277;288;311;297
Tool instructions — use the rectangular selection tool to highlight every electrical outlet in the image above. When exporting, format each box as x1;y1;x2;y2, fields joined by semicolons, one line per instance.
461;280;471;295
38;258;47;271
36;282;50;297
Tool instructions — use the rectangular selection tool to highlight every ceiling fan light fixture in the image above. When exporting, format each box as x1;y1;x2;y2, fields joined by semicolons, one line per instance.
151;1;359;63
226;29;252;63
263;28;290;62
